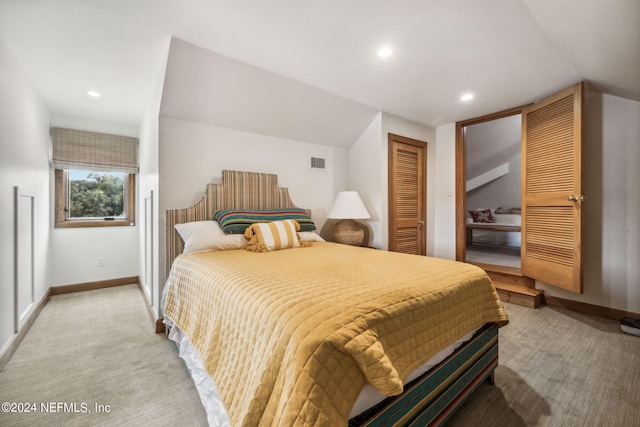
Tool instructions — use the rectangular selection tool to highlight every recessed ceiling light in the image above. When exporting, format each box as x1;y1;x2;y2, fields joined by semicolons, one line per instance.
377;47;393;58
461;93;474;101
87;90;101;97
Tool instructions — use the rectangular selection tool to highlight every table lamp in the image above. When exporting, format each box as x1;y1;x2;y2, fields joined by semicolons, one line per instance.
327;191;370;246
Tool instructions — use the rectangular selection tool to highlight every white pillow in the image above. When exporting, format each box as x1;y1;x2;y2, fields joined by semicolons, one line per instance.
175;221;246;254
298;231;326;242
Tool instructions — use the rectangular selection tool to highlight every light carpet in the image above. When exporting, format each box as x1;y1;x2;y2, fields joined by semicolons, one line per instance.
0;285;208;426
447;303;640;426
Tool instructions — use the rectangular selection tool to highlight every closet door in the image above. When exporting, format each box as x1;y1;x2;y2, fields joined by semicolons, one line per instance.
521;82;584;293
388;134;427;255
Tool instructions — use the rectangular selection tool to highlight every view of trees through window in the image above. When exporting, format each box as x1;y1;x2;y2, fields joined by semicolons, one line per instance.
69;170;125;218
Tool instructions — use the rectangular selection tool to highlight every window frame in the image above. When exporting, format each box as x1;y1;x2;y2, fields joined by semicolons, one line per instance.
54;169;136;228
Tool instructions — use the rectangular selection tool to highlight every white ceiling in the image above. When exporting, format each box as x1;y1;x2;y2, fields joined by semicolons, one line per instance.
160;38;380;147
1;0;638;144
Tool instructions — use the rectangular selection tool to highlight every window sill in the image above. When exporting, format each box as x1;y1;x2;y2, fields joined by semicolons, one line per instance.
55;219;134;228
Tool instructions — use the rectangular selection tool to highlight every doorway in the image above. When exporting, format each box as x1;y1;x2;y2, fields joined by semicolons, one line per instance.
455;82;584;293
464;114;522;268
455;106;524;269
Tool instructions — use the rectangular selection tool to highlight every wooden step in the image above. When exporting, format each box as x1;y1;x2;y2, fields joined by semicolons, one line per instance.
493;281;542;309
488;270;535;289
467;261;541;308
471;262;535;288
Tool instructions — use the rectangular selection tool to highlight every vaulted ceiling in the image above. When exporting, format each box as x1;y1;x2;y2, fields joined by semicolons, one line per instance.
1;0;638;147
466;114;522;180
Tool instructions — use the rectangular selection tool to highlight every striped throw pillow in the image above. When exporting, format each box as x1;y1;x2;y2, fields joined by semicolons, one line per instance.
244;220;309;252
214;208;316;234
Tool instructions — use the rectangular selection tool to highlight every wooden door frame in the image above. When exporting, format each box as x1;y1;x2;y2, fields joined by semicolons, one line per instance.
388;133;427;255
455;105;529;264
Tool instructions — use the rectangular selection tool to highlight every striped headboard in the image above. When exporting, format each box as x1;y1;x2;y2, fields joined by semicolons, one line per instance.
165;170;300;278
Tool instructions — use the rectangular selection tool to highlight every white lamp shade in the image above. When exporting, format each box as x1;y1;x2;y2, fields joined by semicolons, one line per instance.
327;191;370;219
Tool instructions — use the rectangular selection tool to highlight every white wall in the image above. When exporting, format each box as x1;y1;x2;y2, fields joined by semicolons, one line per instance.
48;227;139;286
0;35;50;354
138;106;160;310
349;113;382;248
433;123;457;260
466;153;521;211
48;114;140;287
434;94;640;313
138;45;167;317
158;117;348;296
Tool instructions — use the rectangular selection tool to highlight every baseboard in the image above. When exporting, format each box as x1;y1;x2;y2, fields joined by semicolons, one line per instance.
543;295;640;321
0;287;51;372
50;276;139;295
134;279;165;334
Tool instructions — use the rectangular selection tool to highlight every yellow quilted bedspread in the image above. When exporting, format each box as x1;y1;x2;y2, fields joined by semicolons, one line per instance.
163;242;508;426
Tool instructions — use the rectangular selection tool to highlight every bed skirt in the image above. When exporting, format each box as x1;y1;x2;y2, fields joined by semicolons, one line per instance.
349;323;499;426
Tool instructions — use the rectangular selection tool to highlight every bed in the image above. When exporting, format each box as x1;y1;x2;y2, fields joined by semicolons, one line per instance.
163;170;508;426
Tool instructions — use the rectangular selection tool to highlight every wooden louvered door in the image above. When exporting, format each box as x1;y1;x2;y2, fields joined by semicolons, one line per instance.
388;134;426;255
521;82;584;293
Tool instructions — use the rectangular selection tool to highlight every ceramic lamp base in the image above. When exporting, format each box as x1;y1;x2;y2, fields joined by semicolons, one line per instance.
332;219;364;246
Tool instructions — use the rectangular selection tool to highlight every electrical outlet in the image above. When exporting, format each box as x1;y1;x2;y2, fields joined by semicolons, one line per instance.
97;257;105;267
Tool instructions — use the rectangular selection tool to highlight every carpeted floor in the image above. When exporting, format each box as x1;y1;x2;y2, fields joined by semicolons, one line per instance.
447;303;640;427
1;284;639;426
0;285;208;427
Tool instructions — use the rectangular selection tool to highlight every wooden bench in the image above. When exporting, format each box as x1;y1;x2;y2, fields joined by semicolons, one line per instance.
466;223;521;245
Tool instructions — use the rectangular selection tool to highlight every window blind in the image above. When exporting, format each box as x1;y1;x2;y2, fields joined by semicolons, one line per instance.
51;127;138;173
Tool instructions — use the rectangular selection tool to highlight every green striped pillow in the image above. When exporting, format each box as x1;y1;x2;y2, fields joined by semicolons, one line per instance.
213;208;316;234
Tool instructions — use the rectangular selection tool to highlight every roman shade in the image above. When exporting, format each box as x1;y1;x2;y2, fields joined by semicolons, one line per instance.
51;127;138;173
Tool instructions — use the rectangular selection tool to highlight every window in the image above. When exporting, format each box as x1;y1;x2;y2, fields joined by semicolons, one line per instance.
55;169;135;228
51;127;138;228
